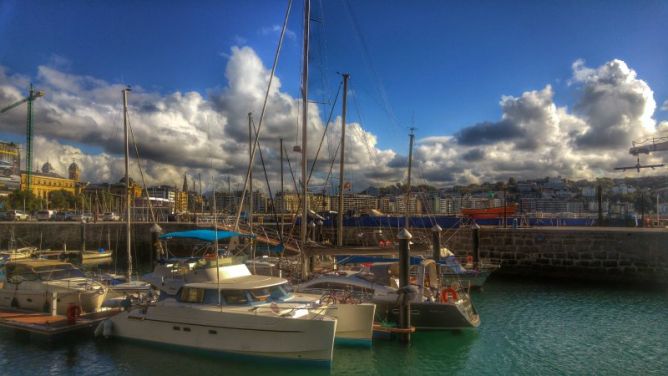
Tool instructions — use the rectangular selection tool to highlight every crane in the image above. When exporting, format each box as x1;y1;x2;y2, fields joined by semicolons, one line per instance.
0;83;45;192
615;137;668;172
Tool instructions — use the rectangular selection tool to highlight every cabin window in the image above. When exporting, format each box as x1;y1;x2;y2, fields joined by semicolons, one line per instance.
220;290;249;305
203;289;221;305
179;287;204;303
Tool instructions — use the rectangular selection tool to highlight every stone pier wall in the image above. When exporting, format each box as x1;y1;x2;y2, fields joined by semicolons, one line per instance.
330;226;668;285
2;222;666;284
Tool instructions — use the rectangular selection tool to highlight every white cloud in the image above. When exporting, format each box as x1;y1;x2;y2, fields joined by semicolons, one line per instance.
662;100;668;111
1;54;664;191
259;25;296;40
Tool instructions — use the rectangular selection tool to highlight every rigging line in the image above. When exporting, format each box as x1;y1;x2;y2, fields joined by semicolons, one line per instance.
307;80;342;185
251;119;284;245
234;0;293;230
126;111;157;224
342;0;401;131
350;81;377;161
283;143;302;243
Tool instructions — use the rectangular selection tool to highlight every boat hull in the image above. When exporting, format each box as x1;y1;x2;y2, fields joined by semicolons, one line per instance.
0;288;106;314
104;305;336;364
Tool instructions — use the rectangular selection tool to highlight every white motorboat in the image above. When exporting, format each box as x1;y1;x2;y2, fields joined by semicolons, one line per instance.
0;259;107;314
298;259;480;330
98;280;337;364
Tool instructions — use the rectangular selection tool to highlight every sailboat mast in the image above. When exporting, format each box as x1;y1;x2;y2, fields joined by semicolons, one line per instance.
122;87;132;281
248;112;253;233
337;73;349;247
300;0;310;245
280;138;284;237
405;128;415;229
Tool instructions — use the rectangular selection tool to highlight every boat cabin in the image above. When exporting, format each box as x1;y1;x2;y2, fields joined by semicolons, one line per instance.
4;260;85;284
175;276;294;306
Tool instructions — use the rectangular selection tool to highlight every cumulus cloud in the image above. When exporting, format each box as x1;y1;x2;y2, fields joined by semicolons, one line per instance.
0;46;397;191
662;100;668;111
414;59;665;185
1;54;664;191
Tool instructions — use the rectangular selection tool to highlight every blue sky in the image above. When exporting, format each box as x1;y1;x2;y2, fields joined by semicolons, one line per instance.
0;0;667;187
1;0;666;154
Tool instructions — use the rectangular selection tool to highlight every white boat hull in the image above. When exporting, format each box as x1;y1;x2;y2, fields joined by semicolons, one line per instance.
104;305;336;364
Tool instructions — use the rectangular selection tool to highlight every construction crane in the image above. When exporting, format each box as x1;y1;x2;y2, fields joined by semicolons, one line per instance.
615;137;668;172
0;83;45;191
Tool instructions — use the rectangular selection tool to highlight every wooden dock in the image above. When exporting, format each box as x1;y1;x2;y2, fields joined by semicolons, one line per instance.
0;308;120;336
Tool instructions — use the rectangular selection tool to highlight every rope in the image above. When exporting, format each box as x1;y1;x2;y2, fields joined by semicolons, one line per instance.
307;81;342;185
234;0;293;230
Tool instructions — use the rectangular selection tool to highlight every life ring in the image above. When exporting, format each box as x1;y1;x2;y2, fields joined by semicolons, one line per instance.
440;287;459;303
67;303;81;324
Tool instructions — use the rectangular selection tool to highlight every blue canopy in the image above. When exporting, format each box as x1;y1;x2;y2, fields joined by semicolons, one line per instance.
159;229;254;242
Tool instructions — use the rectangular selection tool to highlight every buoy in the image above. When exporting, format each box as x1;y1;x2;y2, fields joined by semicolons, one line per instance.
66;303;81;325
440;287;459;303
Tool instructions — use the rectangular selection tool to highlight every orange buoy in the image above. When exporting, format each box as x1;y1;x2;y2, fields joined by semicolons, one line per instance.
66;303;81;325
440;287;459;303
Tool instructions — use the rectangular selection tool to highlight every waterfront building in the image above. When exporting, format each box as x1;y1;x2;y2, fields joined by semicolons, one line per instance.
329;193;377;213
20;161;79;200
275;191;330;214
174;190;188;213
0;141;21;195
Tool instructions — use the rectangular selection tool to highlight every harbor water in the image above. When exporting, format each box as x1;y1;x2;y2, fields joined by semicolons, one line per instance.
1;277;666;375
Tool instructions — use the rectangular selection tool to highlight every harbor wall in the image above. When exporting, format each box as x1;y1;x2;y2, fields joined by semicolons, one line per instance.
0;222;200;265
328;226;668;285
1;222;666;285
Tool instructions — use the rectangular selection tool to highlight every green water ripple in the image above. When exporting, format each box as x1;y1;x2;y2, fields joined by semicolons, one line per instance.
1;278;666;376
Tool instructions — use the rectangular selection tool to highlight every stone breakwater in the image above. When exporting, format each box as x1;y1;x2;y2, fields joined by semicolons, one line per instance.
331;226;668;285
1;222;666;285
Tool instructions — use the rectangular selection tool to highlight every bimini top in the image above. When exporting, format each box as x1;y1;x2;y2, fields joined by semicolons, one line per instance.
160;229;255;242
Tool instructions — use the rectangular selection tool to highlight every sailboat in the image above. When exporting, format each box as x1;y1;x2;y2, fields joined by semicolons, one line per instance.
98;4;342;363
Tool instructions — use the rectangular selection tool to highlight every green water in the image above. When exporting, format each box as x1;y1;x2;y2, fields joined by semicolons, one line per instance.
1;277;666;375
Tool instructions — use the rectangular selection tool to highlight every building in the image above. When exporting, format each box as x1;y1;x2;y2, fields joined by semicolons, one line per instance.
275;191;330;214
0;141;21;195
20;161;78;200
174;190;188;213
330;193;377;213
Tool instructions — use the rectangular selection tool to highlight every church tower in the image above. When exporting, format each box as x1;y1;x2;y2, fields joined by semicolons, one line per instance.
68;161;81;181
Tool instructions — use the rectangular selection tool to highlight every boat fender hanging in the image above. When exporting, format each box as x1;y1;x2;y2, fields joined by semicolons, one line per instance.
440;287;459;303
66;303;81;324
102;319;114;338
466;255;473;264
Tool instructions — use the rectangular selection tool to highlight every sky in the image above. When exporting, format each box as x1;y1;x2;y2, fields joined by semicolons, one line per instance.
0;0;667;192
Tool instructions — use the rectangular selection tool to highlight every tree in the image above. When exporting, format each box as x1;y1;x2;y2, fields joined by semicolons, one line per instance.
6;190;44;211
48;190;77;210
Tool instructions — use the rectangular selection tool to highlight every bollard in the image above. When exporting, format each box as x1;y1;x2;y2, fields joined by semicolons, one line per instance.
472;222;480;270
431;224;442;263
150;223;164;261
80;220;86;254
397;227;412;344
51;292;58;316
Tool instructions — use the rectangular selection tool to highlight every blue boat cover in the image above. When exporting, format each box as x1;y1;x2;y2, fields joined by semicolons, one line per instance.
159;229;255;242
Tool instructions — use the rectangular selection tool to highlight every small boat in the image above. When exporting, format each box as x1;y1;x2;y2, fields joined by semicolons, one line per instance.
0;247;36;261
298;259;480;330
438;248;500;288
98;279;338;364
461;203;517;219
0;259;107;314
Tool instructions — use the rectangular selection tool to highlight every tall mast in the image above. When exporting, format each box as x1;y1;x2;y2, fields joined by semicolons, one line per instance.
405;128;415;229
26;84;34;192
300;0;310;245
280;138;284;237
122;87;132;281
248;112;253;233
337;73;349;247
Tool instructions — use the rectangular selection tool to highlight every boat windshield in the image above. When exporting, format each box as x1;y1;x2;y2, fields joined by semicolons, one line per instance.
180;283;293;306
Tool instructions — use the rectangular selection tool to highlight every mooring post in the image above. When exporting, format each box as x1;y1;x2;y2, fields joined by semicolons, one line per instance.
397;227;412;344
150;223;164;262
51;292;58;316
472;222;480;270
80;219;86;254
431;224;442;263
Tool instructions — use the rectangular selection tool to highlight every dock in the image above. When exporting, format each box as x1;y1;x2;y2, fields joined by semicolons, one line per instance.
0;308;120;336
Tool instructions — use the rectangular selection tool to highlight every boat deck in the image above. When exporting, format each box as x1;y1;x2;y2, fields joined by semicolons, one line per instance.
0;308;120;336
